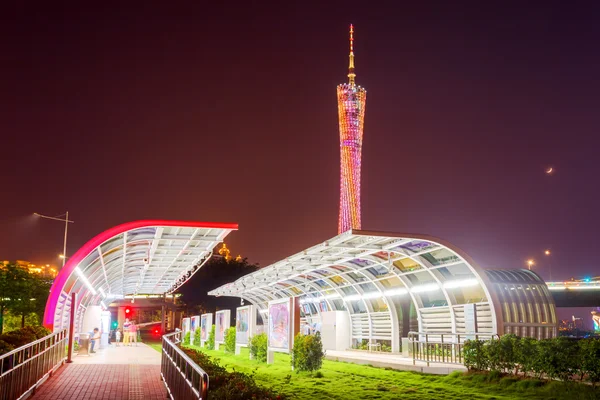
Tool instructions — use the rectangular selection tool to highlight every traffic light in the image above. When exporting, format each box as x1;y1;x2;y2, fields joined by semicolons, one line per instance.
124;306;132;317
112;321;118;329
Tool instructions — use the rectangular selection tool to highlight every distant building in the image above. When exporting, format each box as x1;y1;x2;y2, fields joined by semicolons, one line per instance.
2;260;58;278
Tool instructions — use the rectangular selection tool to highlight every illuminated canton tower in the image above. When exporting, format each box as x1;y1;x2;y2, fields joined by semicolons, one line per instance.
337;24;366;233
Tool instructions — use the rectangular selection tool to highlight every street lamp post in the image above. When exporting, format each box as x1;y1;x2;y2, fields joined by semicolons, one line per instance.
544;250;552;281
527;259;534;271
33;212;75;268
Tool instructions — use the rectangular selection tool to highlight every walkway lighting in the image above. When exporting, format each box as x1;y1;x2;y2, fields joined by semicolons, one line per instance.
410;283;440;293
443;279;479;289
74;267;97;295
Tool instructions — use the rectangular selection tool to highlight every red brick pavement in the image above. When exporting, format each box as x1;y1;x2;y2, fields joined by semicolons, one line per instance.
32;364;166;400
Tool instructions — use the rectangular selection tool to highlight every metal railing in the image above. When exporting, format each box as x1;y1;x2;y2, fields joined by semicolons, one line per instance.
408;331;498;366
161;330;209;400
0;329;68;400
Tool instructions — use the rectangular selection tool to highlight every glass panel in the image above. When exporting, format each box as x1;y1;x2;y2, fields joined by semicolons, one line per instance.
358;282;378;294
421;248;460;266
398;240;436;254
344;271;367;283
393;258;421;273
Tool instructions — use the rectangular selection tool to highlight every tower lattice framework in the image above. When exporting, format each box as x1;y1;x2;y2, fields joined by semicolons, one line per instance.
338;24;366;233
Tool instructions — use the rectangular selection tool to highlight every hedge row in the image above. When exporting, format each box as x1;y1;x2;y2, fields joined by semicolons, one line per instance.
0;325;51;356
181;347;289;399
464;334;600;385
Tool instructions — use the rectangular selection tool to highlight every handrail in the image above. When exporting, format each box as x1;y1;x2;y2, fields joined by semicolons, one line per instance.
0;329;68;400
161;330;209;400
408;331;498;366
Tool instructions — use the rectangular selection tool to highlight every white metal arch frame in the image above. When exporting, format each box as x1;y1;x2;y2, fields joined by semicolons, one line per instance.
44;220;237;332
210;230;513;349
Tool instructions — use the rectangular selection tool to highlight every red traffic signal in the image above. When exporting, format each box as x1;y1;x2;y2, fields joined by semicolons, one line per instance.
124;307;132;316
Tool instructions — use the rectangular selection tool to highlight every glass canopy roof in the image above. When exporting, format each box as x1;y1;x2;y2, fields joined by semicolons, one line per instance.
44;220;237;331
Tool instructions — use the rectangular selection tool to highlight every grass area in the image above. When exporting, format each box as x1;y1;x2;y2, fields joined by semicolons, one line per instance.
145;339;162;353
185;345;599;400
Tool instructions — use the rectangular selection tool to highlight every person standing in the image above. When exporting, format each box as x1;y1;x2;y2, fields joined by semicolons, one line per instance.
123;318;131;346
115;328;122;346
130;321;137;346
90;328;101;353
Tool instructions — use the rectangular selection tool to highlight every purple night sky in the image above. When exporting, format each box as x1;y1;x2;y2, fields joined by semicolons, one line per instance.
1;2;599;326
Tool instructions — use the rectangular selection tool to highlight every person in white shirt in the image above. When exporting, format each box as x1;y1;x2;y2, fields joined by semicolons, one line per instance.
115;329;122;346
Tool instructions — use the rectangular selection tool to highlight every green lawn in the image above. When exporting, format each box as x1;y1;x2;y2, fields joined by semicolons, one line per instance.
184;345;598;400
145;339;162;353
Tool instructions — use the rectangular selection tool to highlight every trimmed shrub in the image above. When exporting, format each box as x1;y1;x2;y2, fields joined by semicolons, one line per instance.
0;339;14;356
0;328;36;349
464;335;600;384
206;324;216;350
463;339;488;371
0;325;53;356
249;332;268;362
224;326;236;353
580;338;600;386
291;332;325;373
486;334;518;373
193;327;201;347
183;331;191;346
514;336;537;377
181;347;289;399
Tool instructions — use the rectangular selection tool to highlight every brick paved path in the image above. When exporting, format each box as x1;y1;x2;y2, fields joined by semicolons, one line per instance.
32;364;166;400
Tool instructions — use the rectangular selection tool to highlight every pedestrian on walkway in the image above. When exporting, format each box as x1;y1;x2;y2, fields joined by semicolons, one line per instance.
130;321;138;346
115;328;122;346
90;328;101;353
123;318;131;346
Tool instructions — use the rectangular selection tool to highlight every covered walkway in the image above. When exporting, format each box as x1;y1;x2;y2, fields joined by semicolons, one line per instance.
31;343;164;400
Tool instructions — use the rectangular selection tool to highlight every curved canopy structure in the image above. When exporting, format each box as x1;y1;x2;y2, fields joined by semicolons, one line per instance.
210;230;556;349
44;220;237;332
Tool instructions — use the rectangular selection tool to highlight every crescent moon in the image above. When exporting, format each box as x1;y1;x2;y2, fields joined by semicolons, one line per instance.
546;167;553;174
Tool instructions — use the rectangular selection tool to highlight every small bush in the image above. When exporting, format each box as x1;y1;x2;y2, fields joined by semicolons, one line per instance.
224;326;236;353
181;347;289;399
0;328;37;349
206;324;216;350
579;338;600;386
291;332;325;373
0;339;14;356
193;327;201;347
0;325;54;356
183;331;191;346
463;340;488;371
249;332;268;362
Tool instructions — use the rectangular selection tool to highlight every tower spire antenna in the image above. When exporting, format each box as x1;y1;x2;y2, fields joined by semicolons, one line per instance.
348;24;356;85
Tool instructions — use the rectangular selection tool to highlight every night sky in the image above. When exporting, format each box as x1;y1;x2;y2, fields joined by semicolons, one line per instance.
2;2;600;322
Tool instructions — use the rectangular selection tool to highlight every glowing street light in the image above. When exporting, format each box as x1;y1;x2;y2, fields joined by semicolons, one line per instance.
33;212;74;268
527;259;535;270
544;250;551;256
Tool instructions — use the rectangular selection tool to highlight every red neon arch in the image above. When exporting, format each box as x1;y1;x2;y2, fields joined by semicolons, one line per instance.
43;219;238;330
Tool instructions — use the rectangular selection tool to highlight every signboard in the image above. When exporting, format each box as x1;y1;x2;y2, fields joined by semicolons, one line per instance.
236;306;251;345
215;310;231;343
200;313;213;342
190;315;200;343
182;317;191;335
268;299;291;350
464;304;477;339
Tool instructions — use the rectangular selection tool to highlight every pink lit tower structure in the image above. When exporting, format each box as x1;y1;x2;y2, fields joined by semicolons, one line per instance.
337;24;366;233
